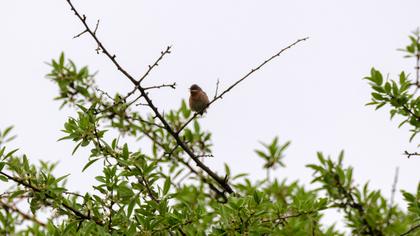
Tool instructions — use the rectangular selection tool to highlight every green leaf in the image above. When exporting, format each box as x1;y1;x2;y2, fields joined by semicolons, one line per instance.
82;159;100;172
0;147;5;157
55;174;70;184
384;82;391;93
127;196;137;218
402;191;415;202
118;184;134;199
371;93;384;101
306;164;324;173
123;143;129;159
193;120;200;133
72;142;82;155
224;163;231;177
59;52;65;67
372;86;384;93
0;175;8;182
5;148;19;159
2;126;14;138
253;191;261;204
391;80;399;96
163;177;171;195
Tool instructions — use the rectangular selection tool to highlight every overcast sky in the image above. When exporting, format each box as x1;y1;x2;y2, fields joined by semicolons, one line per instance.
1;0;420;229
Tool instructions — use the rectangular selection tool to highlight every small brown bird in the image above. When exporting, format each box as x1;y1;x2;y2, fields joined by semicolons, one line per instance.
189;84;209;114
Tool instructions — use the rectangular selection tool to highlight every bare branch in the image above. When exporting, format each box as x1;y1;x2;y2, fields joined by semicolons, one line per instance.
196;154;214;158
404;150;420;158
138;46;172;84
177;37;309;134
213;79;220;99
93;19;100;35
144;82;176;91
135;103;149;107
96;88;114;100
73;29;88;39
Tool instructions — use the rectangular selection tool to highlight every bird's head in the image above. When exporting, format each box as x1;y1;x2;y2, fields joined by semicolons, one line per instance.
189;84;202;95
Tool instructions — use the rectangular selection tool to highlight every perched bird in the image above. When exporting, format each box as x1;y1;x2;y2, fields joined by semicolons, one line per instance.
189;84;209;115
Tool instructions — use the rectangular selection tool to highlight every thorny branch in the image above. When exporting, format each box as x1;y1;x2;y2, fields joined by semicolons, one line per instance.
66;0;307;197
176;37;309;134
404;150;420;158
66;0;234;194
144;130;227;202
138;47;172;84
144;82;177;91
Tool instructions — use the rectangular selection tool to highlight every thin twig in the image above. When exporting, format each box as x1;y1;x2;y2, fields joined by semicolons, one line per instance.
138;46;172;84
144;82;176;91
93;19;100;35
176;37;309;134
73;29;88;39
196;154;214;158
213;79;220;99
96;88;114;100
404;150;420;158
135;103;149;107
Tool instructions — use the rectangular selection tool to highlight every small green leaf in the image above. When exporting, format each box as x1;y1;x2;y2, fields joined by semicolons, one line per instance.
163;177;171;195
72;142;82;155
127;196;137;218
193;120;200;133
123;143;129;159
82;158;100;172
371;93;384;100
0;175;8;182
253;191;261;204
4;148;19;159
55;174;70;184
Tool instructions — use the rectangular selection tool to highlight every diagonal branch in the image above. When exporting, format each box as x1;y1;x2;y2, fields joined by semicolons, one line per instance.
176;37;309;134
66;0;234;194
401;224;420;236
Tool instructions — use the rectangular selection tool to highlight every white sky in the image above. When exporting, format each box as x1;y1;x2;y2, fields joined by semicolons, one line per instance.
1;0;420;230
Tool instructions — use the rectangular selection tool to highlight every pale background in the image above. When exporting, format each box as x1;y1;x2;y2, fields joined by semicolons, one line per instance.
1;0;420;230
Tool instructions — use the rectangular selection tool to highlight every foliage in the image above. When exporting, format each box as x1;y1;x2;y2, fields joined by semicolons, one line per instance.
365;29;420;142
1;20;420;236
